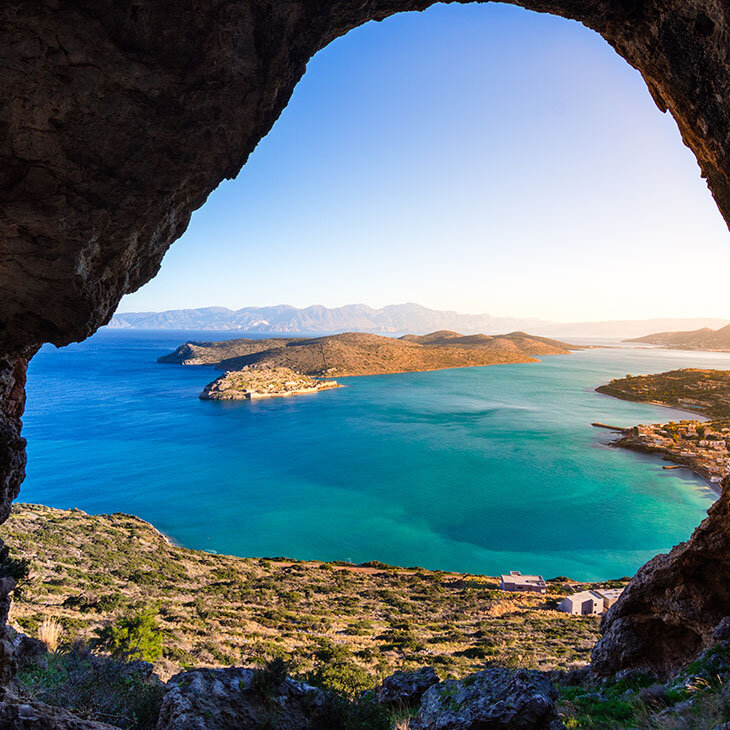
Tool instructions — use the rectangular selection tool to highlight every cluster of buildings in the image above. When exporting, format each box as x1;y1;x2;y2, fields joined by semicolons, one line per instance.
625;420;730;485
498;571;624;616
557;587;623;615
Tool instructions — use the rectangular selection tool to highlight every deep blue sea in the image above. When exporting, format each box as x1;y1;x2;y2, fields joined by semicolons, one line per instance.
20;330;730;581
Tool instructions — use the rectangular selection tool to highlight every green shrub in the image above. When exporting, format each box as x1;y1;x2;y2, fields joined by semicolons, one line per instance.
381;628;424;653
311;638;352;663
100;608;162;662
310;660;372;698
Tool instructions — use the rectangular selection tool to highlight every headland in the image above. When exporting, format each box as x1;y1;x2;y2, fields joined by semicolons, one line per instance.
596;369;730;491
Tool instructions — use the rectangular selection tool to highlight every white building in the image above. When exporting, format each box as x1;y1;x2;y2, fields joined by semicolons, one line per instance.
559;590;604;615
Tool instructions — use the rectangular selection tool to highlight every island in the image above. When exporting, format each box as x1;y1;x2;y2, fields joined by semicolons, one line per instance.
627;324;730;351
161;330;581;377
596;369;730;489
199;366;340;400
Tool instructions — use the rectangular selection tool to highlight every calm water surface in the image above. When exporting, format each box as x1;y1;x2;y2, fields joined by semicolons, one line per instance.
20;330;730;580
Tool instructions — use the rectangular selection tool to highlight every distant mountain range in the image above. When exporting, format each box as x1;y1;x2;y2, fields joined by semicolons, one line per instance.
628;324;730;351
108;304;730;340
109;304;549;334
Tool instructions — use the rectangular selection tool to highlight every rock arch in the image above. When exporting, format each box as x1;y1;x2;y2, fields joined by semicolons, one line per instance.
1;0;730;678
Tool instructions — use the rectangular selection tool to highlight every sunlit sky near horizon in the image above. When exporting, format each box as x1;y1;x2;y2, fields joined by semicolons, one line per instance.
119;3;730;323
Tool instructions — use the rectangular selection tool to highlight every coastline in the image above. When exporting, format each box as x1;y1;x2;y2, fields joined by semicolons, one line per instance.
593;388;723;495
609;438;723;496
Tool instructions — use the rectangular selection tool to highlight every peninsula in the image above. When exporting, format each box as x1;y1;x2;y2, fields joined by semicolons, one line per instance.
199;366;340;400
160;330;580;377
596;369;730;489
627;324;730;351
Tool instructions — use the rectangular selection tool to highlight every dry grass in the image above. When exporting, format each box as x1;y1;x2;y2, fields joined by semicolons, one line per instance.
38;616;62;652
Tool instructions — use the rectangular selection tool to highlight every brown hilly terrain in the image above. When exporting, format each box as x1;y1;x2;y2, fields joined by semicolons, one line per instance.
596;369;730;420
157;337;305;365
158;331;580;377
628;325;730;351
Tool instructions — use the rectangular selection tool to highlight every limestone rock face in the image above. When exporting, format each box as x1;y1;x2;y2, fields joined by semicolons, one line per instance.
0;355;31;525
593;476;730;678
155;667;324;730
0;692;117;729
410;667;559;730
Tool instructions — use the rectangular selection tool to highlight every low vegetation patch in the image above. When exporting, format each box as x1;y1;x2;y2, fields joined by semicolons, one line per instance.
557;643;730;728
2;503;605;685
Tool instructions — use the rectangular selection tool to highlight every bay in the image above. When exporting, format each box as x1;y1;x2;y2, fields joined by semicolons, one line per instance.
20;329;729;581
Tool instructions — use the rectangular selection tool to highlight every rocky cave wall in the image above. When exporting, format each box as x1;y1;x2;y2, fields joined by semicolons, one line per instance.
2;0;730;680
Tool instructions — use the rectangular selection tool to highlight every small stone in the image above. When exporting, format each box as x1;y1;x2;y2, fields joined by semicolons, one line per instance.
713;617;730;642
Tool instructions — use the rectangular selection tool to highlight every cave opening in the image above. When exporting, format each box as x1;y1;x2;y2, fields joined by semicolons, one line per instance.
2;0;730;720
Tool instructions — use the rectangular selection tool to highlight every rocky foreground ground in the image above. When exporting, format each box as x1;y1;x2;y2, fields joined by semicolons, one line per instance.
4;504;730;727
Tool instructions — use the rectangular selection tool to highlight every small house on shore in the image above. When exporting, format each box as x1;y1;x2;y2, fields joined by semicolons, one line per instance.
499;571;547;594
559;590;604;615
559;587;625;615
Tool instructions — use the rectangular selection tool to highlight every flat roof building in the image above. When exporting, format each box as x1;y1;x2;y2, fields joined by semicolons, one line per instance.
499;571;547;594
594;588;624;610
559;590;604;615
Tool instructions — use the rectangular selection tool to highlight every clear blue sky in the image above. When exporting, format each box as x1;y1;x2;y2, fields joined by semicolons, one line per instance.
119;2;730;322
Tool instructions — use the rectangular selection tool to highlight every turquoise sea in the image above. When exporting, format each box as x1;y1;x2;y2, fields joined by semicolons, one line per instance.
20;330;730;581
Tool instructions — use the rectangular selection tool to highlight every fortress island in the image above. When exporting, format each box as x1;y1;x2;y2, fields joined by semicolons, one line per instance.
199;365;340;400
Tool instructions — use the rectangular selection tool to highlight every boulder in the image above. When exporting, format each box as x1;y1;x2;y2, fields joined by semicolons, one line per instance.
11;632;48;669
376;666;439;708
156;667;325;730
714;618;730;643
410;667;559;730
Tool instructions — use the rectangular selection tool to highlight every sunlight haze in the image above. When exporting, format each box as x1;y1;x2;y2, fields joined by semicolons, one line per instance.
119;3;730;322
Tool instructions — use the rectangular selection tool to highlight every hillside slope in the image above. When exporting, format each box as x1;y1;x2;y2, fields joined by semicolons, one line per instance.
1;504;601;682
157;337;305;365
596;369;730;419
